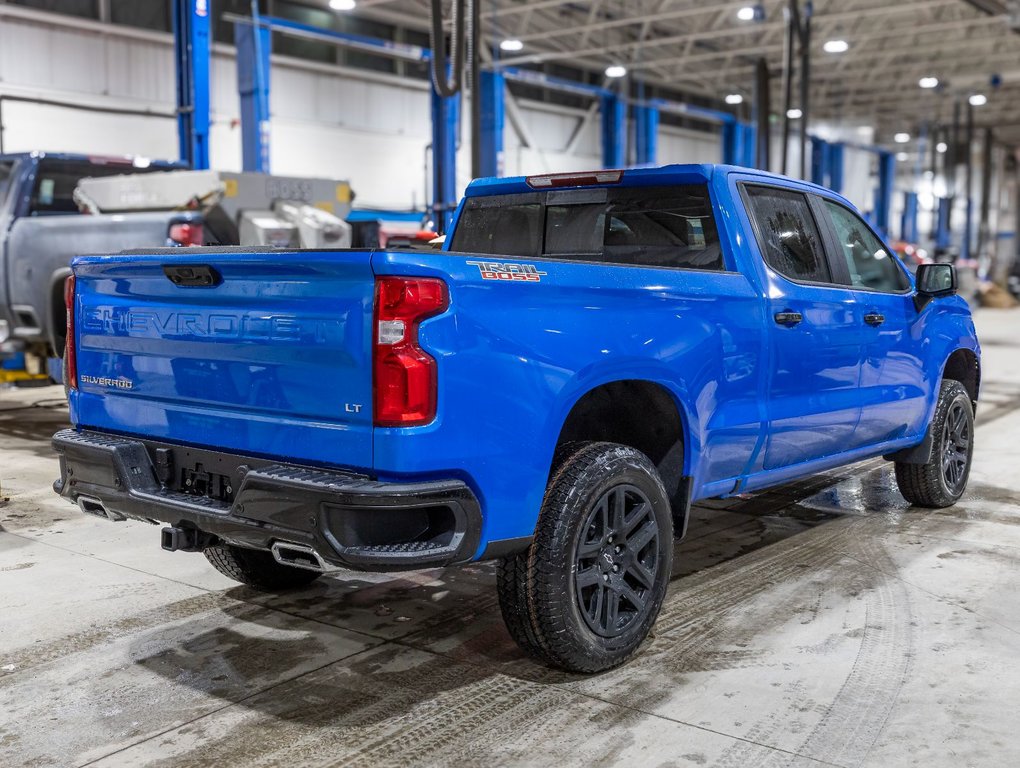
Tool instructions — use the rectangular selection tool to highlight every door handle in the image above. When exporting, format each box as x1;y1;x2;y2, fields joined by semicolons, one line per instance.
864;312;885;326
774;311;803;327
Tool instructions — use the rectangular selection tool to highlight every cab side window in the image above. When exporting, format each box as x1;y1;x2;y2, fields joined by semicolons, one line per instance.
745;186;831;284
823;200;910;292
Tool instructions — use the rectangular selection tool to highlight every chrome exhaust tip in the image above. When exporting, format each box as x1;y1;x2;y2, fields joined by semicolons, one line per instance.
270;541;336;573
77;495;126;522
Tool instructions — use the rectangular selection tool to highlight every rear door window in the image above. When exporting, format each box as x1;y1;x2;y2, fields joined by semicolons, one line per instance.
449;184;724;271
744;185;831;284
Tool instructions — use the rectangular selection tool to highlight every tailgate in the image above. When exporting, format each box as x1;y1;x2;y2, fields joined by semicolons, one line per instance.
72;249;375;470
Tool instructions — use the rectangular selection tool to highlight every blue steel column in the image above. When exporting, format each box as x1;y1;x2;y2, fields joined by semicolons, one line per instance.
741;123;757;168
634;103;658;166
722;120;739;166
901;191;919;242
173;0;211;169
935;197;951;249
235;18;272;173
600;93;625;168
810;137;828;186
431;82;460;233
723;122;756;167
478;70;504;178
828;142;844;194
875;151;895;236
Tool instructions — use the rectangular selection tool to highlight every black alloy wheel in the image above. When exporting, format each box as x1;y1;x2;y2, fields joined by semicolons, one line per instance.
941;399;970;494
574;484;661;638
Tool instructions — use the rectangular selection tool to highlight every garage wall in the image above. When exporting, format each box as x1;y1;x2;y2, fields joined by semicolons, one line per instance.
0;7;724;210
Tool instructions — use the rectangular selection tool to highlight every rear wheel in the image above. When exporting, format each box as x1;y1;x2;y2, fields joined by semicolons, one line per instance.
204;543;321;591
895;379;974;508
497;442;673;673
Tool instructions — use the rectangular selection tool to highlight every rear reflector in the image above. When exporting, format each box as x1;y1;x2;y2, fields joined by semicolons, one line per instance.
64;275;77;390
526;170;624;189
373;276;448;427
168;222;204;247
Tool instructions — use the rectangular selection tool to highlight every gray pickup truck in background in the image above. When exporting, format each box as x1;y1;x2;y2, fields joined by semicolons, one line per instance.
0;152;354;376
0;152;190;371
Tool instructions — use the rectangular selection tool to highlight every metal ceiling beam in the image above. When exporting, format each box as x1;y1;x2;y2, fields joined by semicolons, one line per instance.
496;0;959;67
516;1;748;44
635;14;1004;75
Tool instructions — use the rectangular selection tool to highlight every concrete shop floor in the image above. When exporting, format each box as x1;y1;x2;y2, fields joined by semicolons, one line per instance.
1;310;1019;768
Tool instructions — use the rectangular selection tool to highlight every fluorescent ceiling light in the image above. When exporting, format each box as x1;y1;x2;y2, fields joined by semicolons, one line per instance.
919;76;939;89
969;93;987;106
605;64;627;78
823;39;849;53
786;108;802;119
936;141;948;154
329;0;356;9
896;152;909;162
725;94;744;105
894;132;910;143
737;6;756;21
499;38;523;52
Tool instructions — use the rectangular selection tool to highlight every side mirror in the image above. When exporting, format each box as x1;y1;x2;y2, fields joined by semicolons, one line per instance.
914;263;957;311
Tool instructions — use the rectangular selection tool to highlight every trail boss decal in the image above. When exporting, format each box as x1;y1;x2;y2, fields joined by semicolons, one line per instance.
466;261;548;282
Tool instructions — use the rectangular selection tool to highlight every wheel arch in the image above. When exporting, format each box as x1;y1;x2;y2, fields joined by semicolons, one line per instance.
551;378;694;537
941;346;980;410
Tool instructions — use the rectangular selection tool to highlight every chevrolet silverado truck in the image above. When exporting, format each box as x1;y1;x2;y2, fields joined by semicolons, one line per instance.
0;152;190;371
52;164;980;673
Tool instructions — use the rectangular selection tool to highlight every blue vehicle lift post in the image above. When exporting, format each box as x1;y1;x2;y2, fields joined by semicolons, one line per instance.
599;92;626;168
721;120;756;167
633;84;658;166
431;71;460;233
828;142;844;194
810;136;828;186
234;11;272;173
874;150;895;237
478;70;505;178
901;192;919;243
809;137;846;194
633;102;658;165
173;0;212;169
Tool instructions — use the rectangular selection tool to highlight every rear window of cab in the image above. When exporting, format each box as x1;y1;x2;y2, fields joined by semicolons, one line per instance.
449;185;724;272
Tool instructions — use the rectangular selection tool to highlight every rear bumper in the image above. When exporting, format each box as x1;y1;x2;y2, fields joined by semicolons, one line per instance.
52;428;482;571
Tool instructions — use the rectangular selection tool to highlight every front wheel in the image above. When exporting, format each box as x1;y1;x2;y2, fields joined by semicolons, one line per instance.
895;379;974;508
497;442;674;673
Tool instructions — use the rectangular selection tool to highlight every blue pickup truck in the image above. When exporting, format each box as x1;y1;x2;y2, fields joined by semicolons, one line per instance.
53;164;979;672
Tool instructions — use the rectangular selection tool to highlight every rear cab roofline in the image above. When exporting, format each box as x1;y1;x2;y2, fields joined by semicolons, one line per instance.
461;163;860;212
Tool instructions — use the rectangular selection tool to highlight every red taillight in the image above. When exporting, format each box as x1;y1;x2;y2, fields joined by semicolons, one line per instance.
169;222;204;247
526;170;624;188
64;274;77;390
373;276;448;427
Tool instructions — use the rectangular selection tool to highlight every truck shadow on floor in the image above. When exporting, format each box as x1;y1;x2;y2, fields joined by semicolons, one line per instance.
128;469;900;731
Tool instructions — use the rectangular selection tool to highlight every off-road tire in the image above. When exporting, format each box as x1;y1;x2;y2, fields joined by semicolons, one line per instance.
204;543;321;591
895;379;974;508
497;441;673;673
